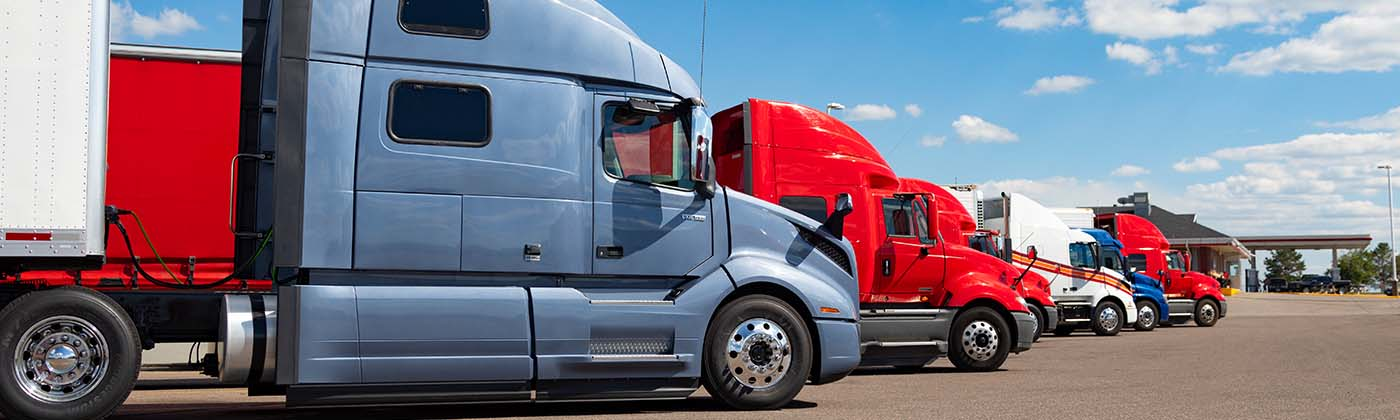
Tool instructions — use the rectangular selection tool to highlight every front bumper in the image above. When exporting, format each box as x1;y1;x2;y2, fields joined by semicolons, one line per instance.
1218;300;1228;319
1042;305;1060;332
812;319;861;385
1012;311;1036;353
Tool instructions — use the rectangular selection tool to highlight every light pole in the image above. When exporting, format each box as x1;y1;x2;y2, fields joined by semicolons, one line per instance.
1382;164;1396;292
825;103;845;115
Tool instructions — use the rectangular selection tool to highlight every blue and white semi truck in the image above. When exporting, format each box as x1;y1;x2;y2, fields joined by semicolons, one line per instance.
0;1;861;418
1079;229;1168;331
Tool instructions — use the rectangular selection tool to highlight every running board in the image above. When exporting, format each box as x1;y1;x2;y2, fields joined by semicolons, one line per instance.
589;354;682;362
862;340;948;352
588;299;673;306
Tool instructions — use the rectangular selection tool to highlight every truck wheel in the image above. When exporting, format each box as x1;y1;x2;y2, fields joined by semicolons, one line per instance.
1133;300;1158;332
1029;304;1046;343
1089;301;1123;336
947;307;1011;372
1052;325;1074;337
0;287;140;420
702;295;812;410
1194;299;1220;327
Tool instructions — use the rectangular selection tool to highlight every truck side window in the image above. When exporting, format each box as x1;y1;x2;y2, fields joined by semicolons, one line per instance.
1127;254;1149;273
1069;243;1097;269
1166;252;1185;270
1102;253;1121;271
601;104;694;190
882;198;914;237
912;197;934;244
389;82;491;147
779;196;828;223
400;0;490;39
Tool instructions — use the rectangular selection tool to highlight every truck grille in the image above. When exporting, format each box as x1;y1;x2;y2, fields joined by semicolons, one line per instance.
799;228;853;276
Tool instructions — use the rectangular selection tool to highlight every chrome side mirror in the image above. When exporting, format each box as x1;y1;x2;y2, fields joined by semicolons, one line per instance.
686;98;715;197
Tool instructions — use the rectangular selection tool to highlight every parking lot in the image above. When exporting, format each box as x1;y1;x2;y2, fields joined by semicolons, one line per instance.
96;294;1400;420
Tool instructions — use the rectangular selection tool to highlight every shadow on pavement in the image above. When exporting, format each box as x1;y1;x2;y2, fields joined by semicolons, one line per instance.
114;398;819;419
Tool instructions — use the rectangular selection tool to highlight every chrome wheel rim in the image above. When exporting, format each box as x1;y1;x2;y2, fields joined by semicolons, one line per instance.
961;320;1000;362
1200;304;1217;324
725;318;791;390
1138;305;1155;327
12;316;109;403
1098;306;1121;332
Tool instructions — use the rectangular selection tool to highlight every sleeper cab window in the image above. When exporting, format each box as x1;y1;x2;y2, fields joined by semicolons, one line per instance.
779;196;829;223
600;103;694;190
388;82;491;147
400;0;490;38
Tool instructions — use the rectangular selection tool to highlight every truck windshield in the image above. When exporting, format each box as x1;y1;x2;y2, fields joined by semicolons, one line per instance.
601;104;693;190
1069;242;1098;269
1166;252;1185;270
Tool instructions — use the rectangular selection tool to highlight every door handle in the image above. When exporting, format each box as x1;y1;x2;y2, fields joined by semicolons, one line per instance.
596;246;624;259
882;259;892;276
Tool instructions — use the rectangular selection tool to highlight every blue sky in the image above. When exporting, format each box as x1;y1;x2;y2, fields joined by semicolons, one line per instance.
113;1;1400;275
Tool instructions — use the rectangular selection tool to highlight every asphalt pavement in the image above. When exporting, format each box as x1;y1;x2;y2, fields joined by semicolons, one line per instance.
104;293;1400;420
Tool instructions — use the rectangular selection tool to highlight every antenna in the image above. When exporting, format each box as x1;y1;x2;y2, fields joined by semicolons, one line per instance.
699;0;708;94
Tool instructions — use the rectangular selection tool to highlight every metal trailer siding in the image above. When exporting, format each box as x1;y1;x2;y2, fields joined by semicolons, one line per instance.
0;0;108;261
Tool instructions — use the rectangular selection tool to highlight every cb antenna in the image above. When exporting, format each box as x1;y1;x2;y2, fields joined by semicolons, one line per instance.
699;0;708;95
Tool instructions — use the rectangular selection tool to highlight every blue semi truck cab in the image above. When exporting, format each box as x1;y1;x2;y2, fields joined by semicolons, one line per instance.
1079;229;1167;331
0;1;861;418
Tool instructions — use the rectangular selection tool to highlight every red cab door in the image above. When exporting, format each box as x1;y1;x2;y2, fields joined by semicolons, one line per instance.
872;194;947;303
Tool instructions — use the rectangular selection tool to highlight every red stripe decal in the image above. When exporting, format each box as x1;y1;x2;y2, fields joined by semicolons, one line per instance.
4;233;52;241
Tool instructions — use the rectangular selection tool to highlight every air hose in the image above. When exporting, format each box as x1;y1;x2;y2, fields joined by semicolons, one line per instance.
106;206;273;290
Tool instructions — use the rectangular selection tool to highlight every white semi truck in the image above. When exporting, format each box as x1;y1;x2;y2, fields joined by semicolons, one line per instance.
984;193;1137;336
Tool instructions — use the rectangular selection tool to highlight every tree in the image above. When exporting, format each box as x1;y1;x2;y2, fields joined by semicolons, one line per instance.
1265;249;1306;282
1371;243;1397;286
1338;248;1378;285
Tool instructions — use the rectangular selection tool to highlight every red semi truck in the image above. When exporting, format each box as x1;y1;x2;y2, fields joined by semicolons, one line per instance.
712;98;1036;371
1096;213;1226;326
910;179;1058;342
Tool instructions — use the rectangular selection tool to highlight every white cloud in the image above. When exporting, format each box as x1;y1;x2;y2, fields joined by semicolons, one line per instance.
920;135;947;148
980;177;1135;208
952;115;1019;143
1112;164;1151;177
995;0;1081;31
1173;157;1223;172
1319;106;1400;131
904;104;924;118
1162;45;1180;65
1210;132;1400;161
1080;0;1369;41
1222;7;1400;75
1105;42;1163;74
1024;75;1096;95
962;16;986;23
1186;43;1223;55
844;104;898;122
110;1;203;41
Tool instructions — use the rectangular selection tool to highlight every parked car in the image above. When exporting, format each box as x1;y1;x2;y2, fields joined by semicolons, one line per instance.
1265;277;1287;292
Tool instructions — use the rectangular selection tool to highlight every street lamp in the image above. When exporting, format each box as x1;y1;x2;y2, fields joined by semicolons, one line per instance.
825;103;845;115
1382;164;1396;292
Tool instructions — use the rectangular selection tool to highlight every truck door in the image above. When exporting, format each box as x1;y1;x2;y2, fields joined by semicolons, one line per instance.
873;194;946;301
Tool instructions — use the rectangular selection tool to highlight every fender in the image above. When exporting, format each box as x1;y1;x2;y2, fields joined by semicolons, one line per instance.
1185;272;1227;302
722;255;858;321
944;270;1028;313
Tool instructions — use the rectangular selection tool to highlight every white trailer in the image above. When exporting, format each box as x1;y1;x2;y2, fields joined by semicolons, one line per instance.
0;0;110;272
1050;207;1096;230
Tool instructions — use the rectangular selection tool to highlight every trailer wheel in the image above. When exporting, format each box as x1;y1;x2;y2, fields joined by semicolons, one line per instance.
702;295;812;410
1028;304;1047;343
1089;301;1123;336
1194;299;1220;327
947;307;1011;372
1133;300;1158;332
1052;325;1074;337
0;287;140;420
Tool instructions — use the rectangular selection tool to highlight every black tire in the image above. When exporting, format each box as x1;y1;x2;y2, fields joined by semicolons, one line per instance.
1194;299;1220;327
1133;300;1158;332
702;295;812;410
1089;301;1123;336
0;287;141;420
1029;304;1047;343
1052;324;1074;337
947;307;1011;372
